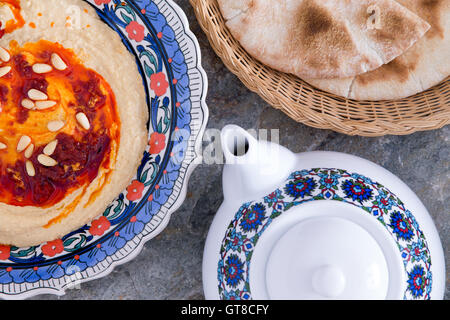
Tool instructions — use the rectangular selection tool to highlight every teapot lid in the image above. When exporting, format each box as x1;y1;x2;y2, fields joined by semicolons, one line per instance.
252;202;395;300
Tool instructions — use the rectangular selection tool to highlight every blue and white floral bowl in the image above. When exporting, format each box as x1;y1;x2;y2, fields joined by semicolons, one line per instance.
0;0;208;299
203;125;445;300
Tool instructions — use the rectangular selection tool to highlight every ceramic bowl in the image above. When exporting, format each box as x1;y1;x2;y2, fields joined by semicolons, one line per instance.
0;0;208;299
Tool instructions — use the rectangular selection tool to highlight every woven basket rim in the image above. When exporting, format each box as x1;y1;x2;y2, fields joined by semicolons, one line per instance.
190;0;450;136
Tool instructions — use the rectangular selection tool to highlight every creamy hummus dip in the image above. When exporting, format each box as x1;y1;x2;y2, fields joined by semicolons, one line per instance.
0;0;148;246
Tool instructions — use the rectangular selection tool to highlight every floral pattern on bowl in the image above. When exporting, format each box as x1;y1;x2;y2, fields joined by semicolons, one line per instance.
0;0;208;299
218;168;432;300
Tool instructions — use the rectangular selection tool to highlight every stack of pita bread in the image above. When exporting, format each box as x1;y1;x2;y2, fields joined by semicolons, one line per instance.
218;0;449;100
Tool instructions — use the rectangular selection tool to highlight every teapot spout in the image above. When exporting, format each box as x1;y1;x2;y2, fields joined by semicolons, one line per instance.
221;125;297;202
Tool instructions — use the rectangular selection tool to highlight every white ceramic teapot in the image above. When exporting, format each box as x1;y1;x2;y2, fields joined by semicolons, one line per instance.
203;125;445;300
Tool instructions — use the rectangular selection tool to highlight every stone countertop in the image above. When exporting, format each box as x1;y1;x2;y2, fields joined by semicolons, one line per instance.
37;0;448;300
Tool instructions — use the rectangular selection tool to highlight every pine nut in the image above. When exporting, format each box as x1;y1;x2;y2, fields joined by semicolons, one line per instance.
0;142;6;150
38;154;57;167
24;143;34;158
32;63;53;74
47;120;65;132
21;99;35;109
25;161;35;177
51;53;67;71
0;66;11;78
43;140;58;156
76;112;90;130
17;135;31;152
35;100;57;110
0;46;10;62
28;89;48;101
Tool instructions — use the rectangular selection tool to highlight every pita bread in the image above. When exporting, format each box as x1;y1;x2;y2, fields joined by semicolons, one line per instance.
306;0;450;100
219;0;430;79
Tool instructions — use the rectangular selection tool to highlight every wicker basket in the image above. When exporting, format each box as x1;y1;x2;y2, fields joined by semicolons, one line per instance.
190;0;450;136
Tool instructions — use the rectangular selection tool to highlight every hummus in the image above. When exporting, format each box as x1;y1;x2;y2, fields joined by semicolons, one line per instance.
0;0;148;246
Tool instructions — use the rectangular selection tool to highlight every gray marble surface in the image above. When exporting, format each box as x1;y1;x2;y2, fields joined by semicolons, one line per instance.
36;0;448;300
